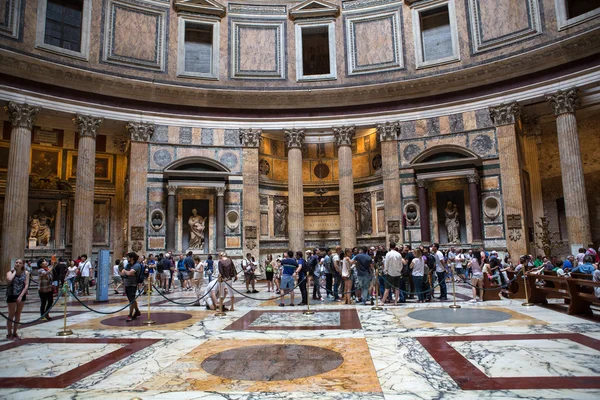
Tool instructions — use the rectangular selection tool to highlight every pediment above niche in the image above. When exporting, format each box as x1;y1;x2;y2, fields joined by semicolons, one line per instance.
289;0;340;20
173;0;226;17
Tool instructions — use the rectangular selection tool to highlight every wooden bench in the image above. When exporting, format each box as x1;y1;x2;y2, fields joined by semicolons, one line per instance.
527;274;569;304
501;270;526;299
478;274;501;301
528;274;600;316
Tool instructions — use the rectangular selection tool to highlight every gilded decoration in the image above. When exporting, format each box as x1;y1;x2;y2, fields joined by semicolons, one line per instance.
5;102;40;129
488;102;521;126
546;88;580;116
74;114;103;138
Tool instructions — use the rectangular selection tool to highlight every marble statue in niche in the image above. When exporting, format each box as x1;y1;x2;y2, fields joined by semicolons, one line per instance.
188;209;207;249
360;194;372;235
29;203;55;247
274;199;288;236
444;201;460;243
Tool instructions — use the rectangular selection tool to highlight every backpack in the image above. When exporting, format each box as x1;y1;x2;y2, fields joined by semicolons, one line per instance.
401;261;411;278
305;255;318;275
135;263;145;284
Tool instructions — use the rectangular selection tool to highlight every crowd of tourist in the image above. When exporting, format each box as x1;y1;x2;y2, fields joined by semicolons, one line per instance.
4;244;600;337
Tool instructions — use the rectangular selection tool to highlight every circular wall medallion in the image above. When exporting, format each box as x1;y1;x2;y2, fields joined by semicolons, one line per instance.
153;149;172;168
259;159;270;176
201;344;344;381
408;308;512;324
226;210;240;232
150;209;165;231
372;154;382;171
483;197;501;220
220;152;238;169
471;134;494;155
313;162;330;179
404;203;419;224
403;144;421;162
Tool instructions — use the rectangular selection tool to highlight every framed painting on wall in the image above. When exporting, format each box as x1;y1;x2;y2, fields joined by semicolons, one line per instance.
93;200;110;245
66;151;114;181
30;146;62;178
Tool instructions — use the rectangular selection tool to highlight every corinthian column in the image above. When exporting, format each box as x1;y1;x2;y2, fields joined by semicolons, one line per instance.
166;185;176;251
240;128;261;260
125;122;154;255
377;122;402;246
489;102;528;257
72;115;103;259
0;102;40;277
468;173;483;244
284;129;305;252
334;126;356;249
546;88;591;250
216;186;225;252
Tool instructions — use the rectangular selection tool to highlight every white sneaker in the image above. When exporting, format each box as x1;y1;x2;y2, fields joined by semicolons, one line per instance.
477;298;482;302
469;299;477;303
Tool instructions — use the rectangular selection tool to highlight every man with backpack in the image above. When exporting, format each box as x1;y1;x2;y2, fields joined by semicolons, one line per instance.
306;249;321;301
382;243;405;305
120;252;142;322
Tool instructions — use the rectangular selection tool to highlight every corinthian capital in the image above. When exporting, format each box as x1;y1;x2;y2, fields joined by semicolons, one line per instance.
5;102;40;129
284;128;305;149
333;126;355;147
239;128;262;148
467;173;480;184
126;121;155;142
546;88;579;116
489;102;521;126
376;121;400;142
75;114;104;139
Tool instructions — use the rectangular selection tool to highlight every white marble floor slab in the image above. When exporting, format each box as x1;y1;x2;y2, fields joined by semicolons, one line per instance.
249;311;341;327
0;343;124;378
449;338;600;377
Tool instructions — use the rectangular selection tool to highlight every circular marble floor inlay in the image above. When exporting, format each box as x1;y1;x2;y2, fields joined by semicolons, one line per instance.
408;308;512;324
202;344;344;381
100;312;193;327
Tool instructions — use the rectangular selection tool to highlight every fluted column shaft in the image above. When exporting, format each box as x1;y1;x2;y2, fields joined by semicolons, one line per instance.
523;122;545;255
468;175;483;243
546;88;591;249
1;102;39;277
166;186;176;251
378;122;402;246
240;129;262;260
110;153;127;259
285;129;305;253
216;187;225;252
417;181;431;245
489;102;528;257
72;115;103;259
335;126;356;249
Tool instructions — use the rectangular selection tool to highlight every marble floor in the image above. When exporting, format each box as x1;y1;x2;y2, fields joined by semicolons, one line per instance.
0;278;599;399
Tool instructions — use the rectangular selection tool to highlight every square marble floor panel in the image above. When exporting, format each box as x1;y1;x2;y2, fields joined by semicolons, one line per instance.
225;309;362;331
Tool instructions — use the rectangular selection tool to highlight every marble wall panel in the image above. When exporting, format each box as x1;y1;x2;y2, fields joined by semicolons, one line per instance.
149;146;174;171
225;191;241;205
217;149;241;173
481;176;500;191
213;129;225;146
399;140;424;167
353;154;370;178
148;236;165;250
273;158;288;181
426;134;468;149
200;128;213;145
103;0;167;70
226;236;241;248
230;19;285;79
484;224;504;239
167;126;179;144
468;130;497;158
402;183;417;198
462;111;478;131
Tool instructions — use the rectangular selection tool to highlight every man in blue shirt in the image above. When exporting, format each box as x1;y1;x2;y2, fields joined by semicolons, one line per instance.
354;247;374;305
571;255;596;274
563;255;574;271
280;250;298;307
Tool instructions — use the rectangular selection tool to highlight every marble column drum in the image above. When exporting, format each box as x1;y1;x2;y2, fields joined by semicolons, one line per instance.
72;115;103;259
0;102;39;276
125;122;154;255
285;129;305;253
166;186;176;251
240;129;261;260
216;187;225;252
523;125;546;254
417;180;431;245
378;122;402;245
110;153;127;259
334;126;356;249
489;102;528;257
468;174;483;243
546;88;592;249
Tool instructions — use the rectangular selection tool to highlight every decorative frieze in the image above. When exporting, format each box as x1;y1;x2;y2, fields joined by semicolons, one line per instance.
239;128;262;148
333;126;355;147
126;122;155;143
228;3;286;15
284;129;306;149
546;88;580;116
376;121;400;142
74;114;103;139
489;102;521;126
342;0;400;11
5;102;40;130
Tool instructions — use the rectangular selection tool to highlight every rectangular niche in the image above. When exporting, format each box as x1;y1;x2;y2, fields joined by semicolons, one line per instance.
181;199;209;253
177;15;220;80
467;0;541;53
295;20;337;81
103;0;167;71
435;190;467;245
345;9;403;75
411;0;460;69
0;0;21;39
230;19;286;79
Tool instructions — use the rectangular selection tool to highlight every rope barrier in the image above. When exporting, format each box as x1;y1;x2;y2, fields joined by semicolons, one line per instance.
68;288;143;315
152;284;211;305
455;269;523;291
0;290;63;325
224;276;307;301
320;274;441;296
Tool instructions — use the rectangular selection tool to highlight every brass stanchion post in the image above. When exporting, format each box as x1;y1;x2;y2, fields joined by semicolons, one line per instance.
449;265;461;309
303;274;315;315
372;267;383;311
143;275;155;325
522;270;534;306
56;282;73;336
215;277;226;316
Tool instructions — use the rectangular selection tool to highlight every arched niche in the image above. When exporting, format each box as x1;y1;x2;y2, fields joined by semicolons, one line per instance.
410;145;482;171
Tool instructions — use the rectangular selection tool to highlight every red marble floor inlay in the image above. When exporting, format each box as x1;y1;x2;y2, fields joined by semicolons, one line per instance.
0;338;160;388
0;311;87;330
101;312;193;327
224;309;362;331
417;333;600;390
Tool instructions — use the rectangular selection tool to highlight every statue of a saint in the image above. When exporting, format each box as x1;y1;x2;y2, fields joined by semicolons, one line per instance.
360;194;373;235
188;209;206;249
444;201;460;243
274;199;288;236
29;203;55;246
